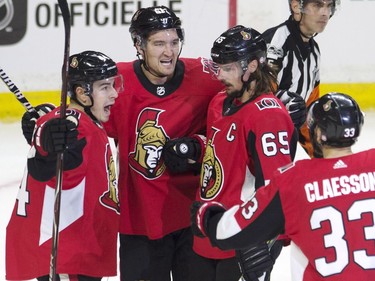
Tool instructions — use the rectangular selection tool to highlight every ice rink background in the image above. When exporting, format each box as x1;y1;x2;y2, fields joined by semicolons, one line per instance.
1;112;375;280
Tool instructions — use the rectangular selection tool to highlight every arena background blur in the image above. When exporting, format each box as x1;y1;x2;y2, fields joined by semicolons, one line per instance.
0;0;374;120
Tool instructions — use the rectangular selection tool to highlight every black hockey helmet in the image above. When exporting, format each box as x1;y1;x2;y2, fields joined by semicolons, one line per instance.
129;6;184;45
307;92;364;148
68;50;119;96
210;25;266;67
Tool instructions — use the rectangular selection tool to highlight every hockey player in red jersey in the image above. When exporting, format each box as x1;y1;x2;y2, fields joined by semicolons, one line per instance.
6;51;123;281
164;25;298;281
102;6;224;281
192;93;375;281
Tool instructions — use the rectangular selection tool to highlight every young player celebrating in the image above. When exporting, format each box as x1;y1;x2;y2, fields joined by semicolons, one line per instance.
6;51;123;281
191;93;375;281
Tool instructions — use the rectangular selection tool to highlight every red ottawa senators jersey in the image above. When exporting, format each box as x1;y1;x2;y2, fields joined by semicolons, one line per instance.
6;108;120;280
103;58;224;239
207;149;375;281
193;92;298;259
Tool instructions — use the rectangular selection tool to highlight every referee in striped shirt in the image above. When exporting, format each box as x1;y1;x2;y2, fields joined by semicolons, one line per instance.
263;0;340;158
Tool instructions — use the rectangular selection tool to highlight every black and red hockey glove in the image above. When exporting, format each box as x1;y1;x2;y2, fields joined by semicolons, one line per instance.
21;103;56;145
190;201;226;238
237;239;283;281
39;116;79;154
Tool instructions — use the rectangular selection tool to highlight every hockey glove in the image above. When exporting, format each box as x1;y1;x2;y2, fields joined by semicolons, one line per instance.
40;116;79;154
21;103;56;145
190;201;226;238
162;136;202;174
276;90;307;129
237;239;283;281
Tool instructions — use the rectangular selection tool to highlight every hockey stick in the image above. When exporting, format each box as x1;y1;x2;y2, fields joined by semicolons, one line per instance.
49;0;70;280
0;67;37;115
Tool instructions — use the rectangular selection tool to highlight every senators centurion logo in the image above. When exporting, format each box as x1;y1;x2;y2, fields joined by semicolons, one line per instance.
200;128;224;200
128;107;168;179
99;143;120;214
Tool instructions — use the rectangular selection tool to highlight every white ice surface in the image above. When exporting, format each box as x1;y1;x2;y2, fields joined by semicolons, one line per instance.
1;112;374;281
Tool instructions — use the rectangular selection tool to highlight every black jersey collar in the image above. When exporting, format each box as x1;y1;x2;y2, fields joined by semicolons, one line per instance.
133;60;185;98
